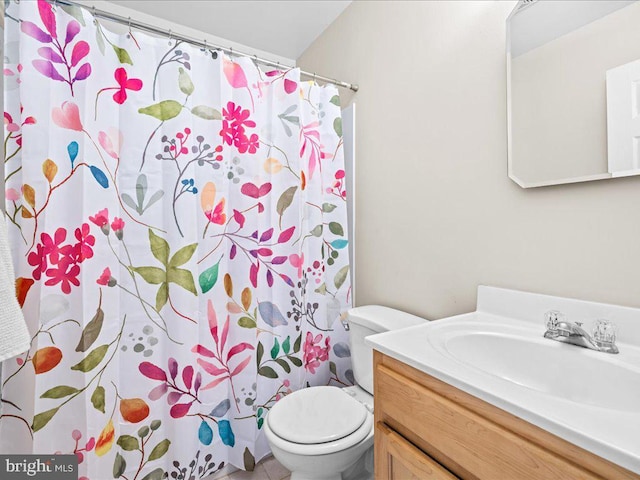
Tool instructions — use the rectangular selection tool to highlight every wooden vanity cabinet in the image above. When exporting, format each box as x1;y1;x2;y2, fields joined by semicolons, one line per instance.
373;351;640;480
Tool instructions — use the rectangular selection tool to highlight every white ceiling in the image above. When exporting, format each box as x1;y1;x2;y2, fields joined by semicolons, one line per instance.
108;0;351;60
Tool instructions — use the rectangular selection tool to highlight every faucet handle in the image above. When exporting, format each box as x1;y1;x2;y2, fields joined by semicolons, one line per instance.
592;319;617;345
544;310;565;331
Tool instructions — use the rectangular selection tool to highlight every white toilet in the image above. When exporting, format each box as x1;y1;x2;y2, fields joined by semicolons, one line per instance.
264;305;427;480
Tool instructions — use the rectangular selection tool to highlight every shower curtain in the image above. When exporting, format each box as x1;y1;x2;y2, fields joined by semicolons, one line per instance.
1;1;352;478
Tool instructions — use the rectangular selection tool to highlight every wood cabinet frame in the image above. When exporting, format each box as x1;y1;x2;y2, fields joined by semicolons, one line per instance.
374;351;639;480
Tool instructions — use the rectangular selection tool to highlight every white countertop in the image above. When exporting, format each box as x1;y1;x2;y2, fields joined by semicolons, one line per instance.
365;286;640;474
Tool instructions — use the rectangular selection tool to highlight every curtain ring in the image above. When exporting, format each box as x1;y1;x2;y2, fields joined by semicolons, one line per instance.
128;16;132;30
168;29;173;45
313;72;317;82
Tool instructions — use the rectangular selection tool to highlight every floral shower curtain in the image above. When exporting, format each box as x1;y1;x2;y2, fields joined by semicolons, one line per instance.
1;1;352;478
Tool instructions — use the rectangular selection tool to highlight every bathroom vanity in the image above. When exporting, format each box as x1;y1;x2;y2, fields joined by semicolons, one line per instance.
367;286;640;479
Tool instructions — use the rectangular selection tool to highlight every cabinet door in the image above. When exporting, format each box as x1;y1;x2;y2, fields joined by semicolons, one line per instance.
375;422;459;480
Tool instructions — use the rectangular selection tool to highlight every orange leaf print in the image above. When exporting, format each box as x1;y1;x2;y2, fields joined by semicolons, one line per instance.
120;398;150;423
95;419;115;456
32;346;62;374
15;277;35;308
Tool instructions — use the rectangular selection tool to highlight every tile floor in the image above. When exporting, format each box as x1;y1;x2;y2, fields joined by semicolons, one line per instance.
218;455;290;480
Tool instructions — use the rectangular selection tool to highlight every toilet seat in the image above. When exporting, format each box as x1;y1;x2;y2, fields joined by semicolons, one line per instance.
265;386;374;456
268;386;367;444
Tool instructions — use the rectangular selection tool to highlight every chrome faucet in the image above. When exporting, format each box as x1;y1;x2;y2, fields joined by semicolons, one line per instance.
543;311;619;354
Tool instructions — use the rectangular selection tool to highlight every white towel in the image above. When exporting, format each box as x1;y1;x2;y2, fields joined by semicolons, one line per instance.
0;216;30;361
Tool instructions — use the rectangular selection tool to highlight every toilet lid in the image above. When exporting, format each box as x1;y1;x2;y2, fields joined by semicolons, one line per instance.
267;386;368;444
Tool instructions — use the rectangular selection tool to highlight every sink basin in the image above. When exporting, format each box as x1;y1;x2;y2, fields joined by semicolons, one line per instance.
365;286;640;475
443;331;640;412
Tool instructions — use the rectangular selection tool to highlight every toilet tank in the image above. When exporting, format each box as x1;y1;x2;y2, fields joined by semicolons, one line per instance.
348;306;427;394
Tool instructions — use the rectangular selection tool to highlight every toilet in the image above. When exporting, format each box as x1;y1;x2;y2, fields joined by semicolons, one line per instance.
264;305;427;480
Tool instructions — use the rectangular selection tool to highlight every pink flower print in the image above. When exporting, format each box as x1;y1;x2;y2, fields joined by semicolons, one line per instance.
4;112;19;132
289;253;304;279
27;243;47;281
94;68;142;119
201;182;227;226
96;267;116;287
303;332;330;374
5;188;20;202
89;208;110;234
229;105;256;129
219;102;259;154
219;119;237;146
74;223;95;263
41;228;67;265
327;169;347;199
52;101;83;131
96;267;111;285
45;256;81;294
112;68;143;104
235;132;259;154
205;200;226;225
111;217;124;240
98;128;123;159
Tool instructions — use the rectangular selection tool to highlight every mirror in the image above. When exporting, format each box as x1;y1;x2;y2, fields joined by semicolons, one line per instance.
507;0;640;187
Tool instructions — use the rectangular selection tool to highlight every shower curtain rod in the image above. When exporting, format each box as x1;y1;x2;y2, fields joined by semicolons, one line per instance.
49;0;360;92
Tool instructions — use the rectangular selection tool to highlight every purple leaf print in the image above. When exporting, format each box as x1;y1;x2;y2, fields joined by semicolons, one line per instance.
194;372;202;393
280;274;295;288
249;263;259;288
25;2;91;94
168;357;178;380
21;21;52;43
74;64;92;81
182;366;193;390
278;226;295;244
167;392;182;405
38;47;64;63
233;210;245;228
148;383;168;401
139;362;167;381
32;60;66;82
272;256;287;265
259;228;273;243
71;41;90;67
170;402;192;418
37;0;57;39
65;20;81;45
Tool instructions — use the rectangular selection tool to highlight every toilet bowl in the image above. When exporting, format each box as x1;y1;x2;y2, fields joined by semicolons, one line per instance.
264;306;427;480
264;385;374;480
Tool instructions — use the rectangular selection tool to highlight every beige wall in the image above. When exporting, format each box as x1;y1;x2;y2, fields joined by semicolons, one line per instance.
298;0;640;320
